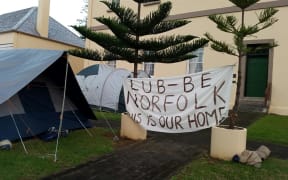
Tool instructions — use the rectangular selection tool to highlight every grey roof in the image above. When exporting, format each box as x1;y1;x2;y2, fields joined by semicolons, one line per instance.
0;7;84;48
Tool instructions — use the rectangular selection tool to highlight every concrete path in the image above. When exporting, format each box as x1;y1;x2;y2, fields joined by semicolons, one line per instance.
42;112;288;180
42;130;210;180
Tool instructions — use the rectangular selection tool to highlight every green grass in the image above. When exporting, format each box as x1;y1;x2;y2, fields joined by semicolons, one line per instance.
2;114;287;179
247;114;288;146
94;110;121;121
172;114;288;180
0;127;114;180
171;154;288;180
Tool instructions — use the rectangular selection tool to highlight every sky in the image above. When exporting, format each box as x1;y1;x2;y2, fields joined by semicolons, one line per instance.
0;0;86;29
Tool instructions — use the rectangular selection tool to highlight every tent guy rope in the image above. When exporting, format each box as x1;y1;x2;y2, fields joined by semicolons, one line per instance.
67;101;93;137
7;100;28;154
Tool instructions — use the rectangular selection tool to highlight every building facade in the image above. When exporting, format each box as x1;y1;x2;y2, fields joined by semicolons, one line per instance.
0;0;86;73
86;0;288;115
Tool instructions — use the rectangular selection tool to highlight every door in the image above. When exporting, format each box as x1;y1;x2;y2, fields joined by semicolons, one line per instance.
244;45;269;97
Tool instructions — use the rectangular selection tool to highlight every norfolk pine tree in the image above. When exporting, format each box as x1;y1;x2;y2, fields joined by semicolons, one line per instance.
69;0;208;77
205;0;278;129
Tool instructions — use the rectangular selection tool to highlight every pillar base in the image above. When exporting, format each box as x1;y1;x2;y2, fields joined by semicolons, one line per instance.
120;113;147;140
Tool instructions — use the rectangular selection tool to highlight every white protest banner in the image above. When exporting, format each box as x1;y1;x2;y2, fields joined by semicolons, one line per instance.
123;65;234;133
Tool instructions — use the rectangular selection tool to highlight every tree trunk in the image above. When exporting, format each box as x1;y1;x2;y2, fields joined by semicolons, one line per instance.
229;9;245;129
133;2;142;78
229;55;242;129
133;63;138;78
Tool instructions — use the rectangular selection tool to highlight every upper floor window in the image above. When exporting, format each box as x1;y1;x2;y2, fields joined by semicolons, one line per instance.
143;1;161;6
106;60;116;68
144;62;154;76
112;0;120;5
188;48;204;74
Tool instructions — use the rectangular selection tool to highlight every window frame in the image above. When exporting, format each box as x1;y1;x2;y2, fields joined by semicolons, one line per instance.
187;47;204;74
143;62;155;77
106;60;116;68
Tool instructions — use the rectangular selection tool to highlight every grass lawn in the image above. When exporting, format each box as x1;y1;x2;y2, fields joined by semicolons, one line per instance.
247;114;288;146
94;110;121;121
0;127;115;180
171;154;288;180
1;113;287;179
171;114;288;180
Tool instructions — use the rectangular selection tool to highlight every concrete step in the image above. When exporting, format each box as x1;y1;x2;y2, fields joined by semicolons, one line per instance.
239;102;267;113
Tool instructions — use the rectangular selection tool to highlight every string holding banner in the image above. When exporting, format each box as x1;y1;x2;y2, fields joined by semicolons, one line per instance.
123;65;234;133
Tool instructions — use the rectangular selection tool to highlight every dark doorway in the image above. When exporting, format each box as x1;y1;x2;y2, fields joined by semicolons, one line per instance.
244;44;269;97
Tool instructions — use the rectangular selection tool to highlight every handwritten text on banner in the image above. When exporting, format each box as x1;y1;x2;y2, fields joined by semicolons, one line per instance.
123;65;234;133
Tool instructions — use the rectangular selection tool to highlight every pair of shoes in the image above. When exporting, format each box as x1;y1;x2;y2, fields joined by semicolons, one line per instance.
239;150;262;168
0;139;12;150
256;145;271;161
238;145;271;168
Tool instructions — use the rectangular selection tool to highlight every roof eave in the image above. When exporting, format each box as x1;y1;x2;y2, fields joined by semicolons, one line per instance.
0;30;84;49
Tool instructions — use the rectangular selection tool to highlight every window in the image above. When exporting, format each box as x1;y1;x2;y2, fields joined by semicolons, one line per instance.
143;1;160;6
144;62;154;76
188;48;204;74
106;60;116;68
112;0;120;5
107;0;120;12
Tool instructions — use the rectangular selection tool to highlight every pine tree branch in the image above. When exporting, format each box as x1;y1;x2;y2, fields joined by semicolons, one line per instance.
208;15;237;34
206;0;278;129
257;8;278;23
68;49;102;61
138;35;199;51
94;17;198;51
71;25;128;49
142;54;197;63
238;24;259;37
228;0;260;10
100;1;173;36
95;16;135;47
133;0;159;3
68;48;128;62
100;1;138;32
145;38;208;61
139;2;172;35
71;0;209;68
103;51;126;61
151;20;191;34
256;8;279;31
107;46;137;62
96;17;130;35
259;17;278;30
237;8;278;37
205;33;238;56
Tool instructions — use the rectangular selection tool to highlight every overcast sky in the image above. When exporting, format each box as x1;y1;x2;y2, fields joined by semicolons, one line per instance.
0;0;86;28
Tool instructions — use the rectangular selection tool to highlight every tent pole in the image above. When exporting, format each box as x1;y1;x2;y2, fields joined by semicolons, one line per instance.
54;60;69;162
99;68;123;112
7;101;28;154
97;68;119;141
